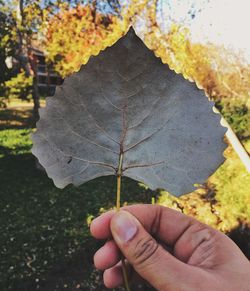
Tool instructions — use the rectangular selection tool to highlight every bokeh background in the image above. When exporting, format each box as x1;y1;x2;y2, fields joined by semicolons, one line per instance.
0;1;249;290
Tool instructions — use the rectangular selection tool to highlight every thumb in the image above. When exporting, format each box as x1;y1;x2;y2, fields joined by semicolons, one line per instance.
110;210;191;290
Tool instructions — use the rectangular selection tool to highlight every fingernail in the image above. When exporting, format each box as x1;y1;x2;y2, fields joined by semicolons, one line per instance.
112;211;138;243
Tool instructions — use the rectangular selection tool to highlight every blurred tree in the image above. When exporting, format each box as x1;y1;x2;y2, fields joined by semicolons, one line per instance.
0;0;82;119
0;0;42;119
16;0;41;120
0;2;17;107
45;3;127;77
45;1;147;77
133;3;250;105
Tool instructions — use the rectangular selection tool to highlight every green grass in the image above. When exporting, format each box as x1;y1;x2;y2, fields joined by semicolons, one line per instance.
0;129;33;157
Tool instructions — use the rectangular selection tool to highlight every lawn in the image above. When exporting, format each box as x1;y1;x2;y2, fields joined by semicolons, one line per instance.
0;106;154;291
0;102;249;291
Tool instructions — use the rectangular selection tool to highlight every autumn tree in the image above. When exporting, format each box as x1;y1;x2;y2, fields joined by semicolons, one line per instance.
132;2;250;103
0;0;46;120
0;1;19;107
0;0;82;119
45;1;147;77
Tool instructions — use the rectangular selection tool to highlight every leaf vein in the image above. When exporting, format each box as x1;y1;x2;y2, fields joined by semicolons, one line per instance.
38;133;117;170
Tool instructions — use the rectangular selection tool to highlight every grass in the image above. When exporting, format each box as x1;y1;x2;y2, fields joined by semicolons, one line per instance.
0;101;249;291
0;129;33;157
0;123;153;291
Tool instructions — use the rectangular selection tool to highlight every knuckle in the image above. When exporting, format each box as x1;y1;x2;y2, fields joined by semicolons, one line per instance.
190;221;216;238
133;237;159;266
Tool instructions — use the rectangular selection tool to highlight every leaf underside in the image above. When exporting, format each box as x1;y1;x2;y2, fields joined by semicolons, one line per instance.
32;29;227;196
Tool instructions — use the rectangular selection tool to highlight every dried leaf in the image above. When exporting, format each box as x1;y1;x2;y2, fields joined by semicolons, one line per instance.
32;30;226;196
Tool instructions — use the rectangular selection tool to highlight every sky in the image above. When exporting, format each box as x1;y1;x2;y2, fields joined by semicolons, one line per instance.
157;0;250;62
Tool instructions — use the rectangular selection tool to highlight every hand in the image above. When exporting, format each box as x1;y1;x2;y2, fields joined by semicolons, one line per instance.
90;204;250;291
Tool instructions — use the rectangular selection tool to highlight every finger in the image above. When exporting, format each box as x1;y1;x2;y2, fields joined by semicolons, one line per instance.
110;210;194;290
91;204;194;246
123;204;194;246
103;261;133;289
173;220;250;268
103;262;143;289
90;210;115;239
103;263;123;289
94;240;121;270
174;220;217;263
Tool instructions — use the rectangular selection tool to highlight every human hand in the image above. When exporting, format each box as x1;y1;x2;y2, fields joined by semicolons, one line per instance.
91;205;250;291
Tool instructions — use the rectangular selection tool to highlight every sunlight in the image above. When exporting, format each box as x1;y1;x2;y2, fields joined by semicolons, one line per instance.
157;0;250;62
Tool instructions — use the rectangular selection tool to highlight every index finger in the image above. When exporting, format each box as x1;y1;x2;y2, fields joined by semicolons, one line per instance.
90;204;194;246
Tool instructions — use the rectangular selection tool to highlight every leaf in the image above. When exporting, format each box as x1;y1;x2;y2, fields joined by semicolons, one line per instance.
32;29;227;196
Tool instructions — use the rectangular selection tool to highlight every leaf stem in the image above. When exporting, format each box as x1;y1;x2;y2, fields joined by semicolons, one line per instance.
116;153;131;291
122;258;131;291
116;174;121;211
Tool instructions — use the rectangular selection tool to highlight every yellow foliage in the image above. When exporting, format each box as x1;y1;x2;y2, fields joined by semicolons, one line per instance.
133;1;250;103
45;1;147;77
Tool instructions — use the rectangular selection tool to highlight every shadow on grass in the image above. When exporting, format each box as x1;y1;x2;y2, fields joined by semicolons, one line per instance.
0;108;34;130
0;153;153;291
0;144;33;157
0;145;13;156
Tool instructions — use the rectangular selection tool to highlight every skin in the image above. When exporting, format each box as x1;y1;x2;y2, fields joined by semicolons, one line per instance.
90;204;250;291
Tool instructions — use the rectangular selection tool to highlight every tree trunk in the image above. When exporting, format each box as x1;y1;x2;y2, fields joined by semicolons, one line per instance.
32;81;40;123
16;0;40;121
